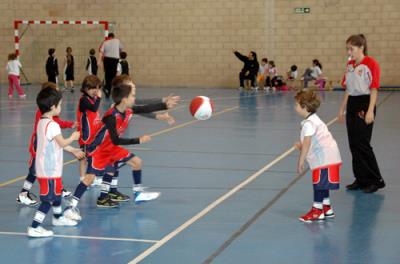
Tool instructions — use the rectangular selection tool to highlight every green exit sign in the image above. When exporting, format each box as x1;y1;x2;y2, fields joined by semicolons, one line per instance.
294;7;311;14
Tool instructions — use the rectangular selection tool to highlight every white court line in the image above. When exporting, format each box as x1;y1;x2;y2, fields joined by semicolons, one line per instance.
0;231;159;243
129;116;340;263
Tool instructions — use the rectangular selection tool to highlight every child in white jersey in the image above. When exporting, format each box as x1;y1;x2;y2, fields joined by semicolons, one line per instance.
294;90;342;223
28;86;84;237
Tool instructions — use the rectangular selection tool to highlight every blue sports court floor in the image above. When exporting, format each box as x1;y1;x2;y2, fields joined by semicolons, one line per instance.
0;86;399;263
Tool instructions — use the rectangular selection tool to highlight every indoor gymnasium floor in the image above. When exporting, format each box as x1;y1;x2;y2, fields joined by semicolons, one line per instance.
0;86;399;263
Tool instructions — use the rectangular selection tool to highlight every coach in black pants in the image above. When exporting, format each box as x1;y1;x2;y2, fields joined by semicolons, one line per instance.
338;34;385;193
100;33;124;98
345;96;384;191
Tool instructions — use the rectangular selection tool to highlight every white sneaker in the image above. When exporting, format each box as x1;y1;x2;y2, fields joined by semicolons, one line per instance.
63;207;82;221
91;177;103;187
238;87;244;90
17;192;38;206
134;191;160;203
62;189;72;198
52;216;78;226
19;94;27;99
27;226;54;238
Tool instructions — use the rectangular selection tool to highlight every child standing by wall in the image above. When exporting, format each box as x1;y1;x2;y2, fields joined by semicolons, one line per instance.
86;49;98;76
46;48;59;85
294;90;342;223
117;51;130;76
64;47;75;92
6;53;26;98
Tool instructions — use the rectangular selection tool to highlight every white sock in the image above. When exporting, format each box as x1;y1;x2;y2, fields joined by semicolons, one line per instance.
323;198;331;206
313;202;323;210
23;181;33;191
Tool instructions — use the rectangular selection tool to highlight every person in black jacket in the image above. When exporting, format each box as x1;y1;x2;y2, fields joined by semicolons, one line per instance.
233;49;259;89
46;48;59;85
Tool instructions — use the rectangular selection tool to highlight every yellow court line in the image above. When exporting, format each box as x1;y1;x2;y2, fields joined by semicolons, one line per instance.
0;176;27;188
0;106;238;187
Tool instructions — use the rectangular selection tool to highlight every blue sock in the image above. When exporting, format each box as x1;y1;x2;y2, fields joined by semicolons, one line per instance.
31;202;51;228
314;190;328;203
133;170;142;185
99;173;113;199
71;182;88;207
110;171;119;194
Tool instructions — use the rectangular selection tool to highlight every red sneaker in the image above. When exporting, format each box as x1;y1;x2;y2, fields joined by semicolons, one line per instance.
299;207;325;223
323;205;335;218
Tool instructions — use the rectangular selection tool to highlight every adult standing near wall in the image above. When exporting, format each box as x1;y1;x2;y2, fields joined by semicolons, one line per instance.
99;33;124;98
338;34;385;193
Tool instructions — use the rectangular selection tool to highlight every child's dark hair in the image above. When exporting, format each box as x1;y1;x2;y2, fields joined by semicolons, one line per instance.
290;65;297;71
37;85;62;114
268;60;275;68
295;90;320;113
120;51;127;59
112;74;132;87
8;53;17;60
312;59;322;70
48;48;56;56
346;34;368;55
112;83;132;105
81;75;102;93
108;32;115;38
261;58;268;63
90;48;96;55
66;47;72;53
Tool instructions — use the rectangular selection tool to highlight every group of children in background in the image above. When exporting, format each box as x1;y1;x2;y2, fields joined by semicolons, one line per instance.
6;47;131;98
233;49;325;91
